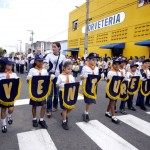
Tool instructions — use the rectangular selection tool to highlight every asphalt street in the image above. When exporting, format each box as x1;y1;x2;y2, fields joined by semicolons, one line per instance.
0;73;150;150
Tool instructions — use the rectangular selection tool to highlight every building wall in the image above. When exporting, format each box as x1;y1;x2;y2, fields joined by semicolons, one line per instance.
68;0;150;58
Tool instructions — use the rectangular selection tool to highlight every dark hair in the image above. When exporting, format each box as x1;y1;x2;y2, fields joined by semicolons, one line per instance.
63;61;72;68
52;42;61;50
0;61;6;72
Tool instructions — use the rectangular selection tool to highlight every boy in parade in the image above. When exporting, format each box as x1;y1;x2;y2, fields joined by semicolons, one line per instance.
119;58;128;114
0;58;18;133
56;61;75;130
80;53;99;122
27;54;48;129
126;63;140;111
105;59;121;124
136;59;150;110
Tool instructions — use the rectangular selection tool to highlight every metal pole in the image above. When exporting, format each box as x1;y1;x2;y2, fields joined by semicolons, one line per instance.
84;0;90;58
31;30;34;51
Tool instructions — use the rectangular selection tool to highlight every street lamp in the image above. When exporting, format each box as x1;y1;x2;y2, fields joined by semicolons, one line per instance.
27;30;34;51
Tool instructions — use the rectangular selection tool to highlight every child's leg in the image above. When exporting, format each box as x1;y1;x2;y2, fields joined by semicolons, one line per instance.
110;101;115;117
85;103;93;113
39;104;48;129
40;104;46;119
67;109;72;114
1;108;7;132
7;107;14;124
62;110;67;121
106;101;111;112
32;106;37;119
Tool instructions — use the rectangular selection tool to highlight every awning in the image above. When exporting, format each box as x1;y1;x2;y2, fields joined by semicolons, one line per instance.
135;40;150;46
100;43;125;49
63;48;79;52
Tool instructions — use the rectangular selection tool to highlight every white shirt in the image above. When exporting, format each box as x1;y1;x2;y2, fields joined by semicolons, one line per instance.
136;62;142;70
27;68;48;80
119;68;126;77
107;70;121;79
0;72;18;80
80;61;84;66
103;61;109;69
44;53;66;77
56;74;75;90
19;60;25;65
27;53;34;64
81;65;99;78
126;71;141;81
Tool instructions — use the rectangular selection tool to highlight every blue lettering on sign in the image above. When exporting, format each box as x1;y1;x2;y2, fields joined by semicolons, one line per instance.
84;12;125;33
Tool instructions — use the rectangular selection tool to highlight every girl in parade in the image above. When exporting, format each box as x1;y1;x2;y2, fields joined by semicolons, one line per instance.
126;63;140;111
80;52;99;122
0;58;18;133
136;59;150;110
56;61;75;130
105;59;121;124
27;54;48;129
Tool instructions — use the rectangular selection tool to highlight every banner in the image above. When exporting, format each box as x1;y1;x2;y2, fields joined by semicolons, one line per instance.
0;78;22;106
28;76;52;101
106;76;124;100
119;80;129;101
83;74;101;99
62;82;80;109
128;76;141;95
140;79;150;97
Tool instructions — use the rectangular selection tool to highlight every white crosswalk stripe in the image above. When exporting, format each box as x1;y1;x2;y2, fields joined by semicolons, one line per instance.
76;120;138;150
117;114;150;137
146;112;150;115
17;129;57;150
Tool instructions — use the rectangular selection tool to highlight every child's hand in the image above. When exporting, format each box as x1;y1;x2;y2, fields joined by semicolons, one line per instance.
51;74;55;80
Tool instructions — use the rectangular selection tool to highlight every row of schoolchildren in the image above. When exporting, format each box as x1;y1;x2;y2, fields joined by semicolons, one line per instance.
0;53;149;133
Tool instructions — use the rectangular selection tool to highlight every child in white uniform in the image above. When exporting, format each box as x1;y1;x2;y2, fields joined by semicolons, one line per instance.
0;58;18;133
56;61;75;130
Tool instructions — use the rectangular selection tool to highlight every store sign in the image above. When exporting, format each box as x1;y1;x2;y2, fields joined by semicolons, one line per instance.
82;12;125;33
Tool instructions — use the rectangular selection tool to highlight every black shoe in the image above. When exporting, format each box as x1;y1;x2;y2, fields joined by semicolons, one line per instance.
8;117;13;125
128;107;136;111
62;121;69;130
82;114;90;122
120;110;127;115
145;103;150;107
39;120;48;129
32;119;38;127
105;113;112;118
112;117;120;124
86;114;90;122
2;125;7;133
140;105;147;111
61;113;68;123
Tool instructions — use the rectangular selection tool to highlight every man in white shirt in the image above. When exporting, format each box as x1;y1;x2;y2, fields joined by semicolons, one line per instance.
27;48;34;72
44;42;66;117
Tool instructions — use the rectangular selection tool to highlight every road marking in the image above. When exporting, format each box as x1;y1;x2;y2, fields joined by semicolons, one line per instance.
117;114;150;137
146;112;150;115
76;120;138;150
17;129;57;150
15;94;84;106
15;99;29;106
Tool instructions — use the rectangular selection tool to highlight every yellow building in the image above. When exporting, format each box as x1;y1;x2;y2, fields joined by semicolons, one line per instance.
67;0;150;58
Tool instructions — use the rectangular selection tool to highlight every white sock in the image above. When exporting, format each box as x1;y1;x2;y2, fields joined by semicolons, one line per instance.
105;112;110;114
7;114;12;118
85;111;88;114
63;120;66;123
2;118;6;126
40;118;44;121
112;116;116;119
33;118;37;120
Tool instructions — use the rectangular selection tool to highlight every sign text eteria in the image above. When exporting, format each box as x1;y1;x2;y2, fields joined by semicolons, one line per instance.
82;12;125;33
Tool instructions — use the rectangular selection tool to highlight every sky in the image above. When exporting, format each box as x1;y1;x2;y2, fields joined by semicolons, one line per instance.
0;0;85;52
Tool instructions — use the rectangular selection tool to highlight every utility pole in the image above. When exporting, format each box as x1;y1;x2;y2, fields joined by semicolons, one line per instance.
27;30;34;51
84;0;90;58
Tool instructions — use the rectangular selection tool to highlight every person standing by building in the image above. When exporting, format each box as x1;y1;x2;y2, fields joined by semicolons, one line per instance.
27;48;34;72
44;42;66;118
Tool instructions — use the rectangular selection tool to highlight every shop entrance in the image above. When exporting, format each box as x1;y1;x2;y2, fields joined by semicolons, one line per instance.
112;48;123;57
71;51;78;59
